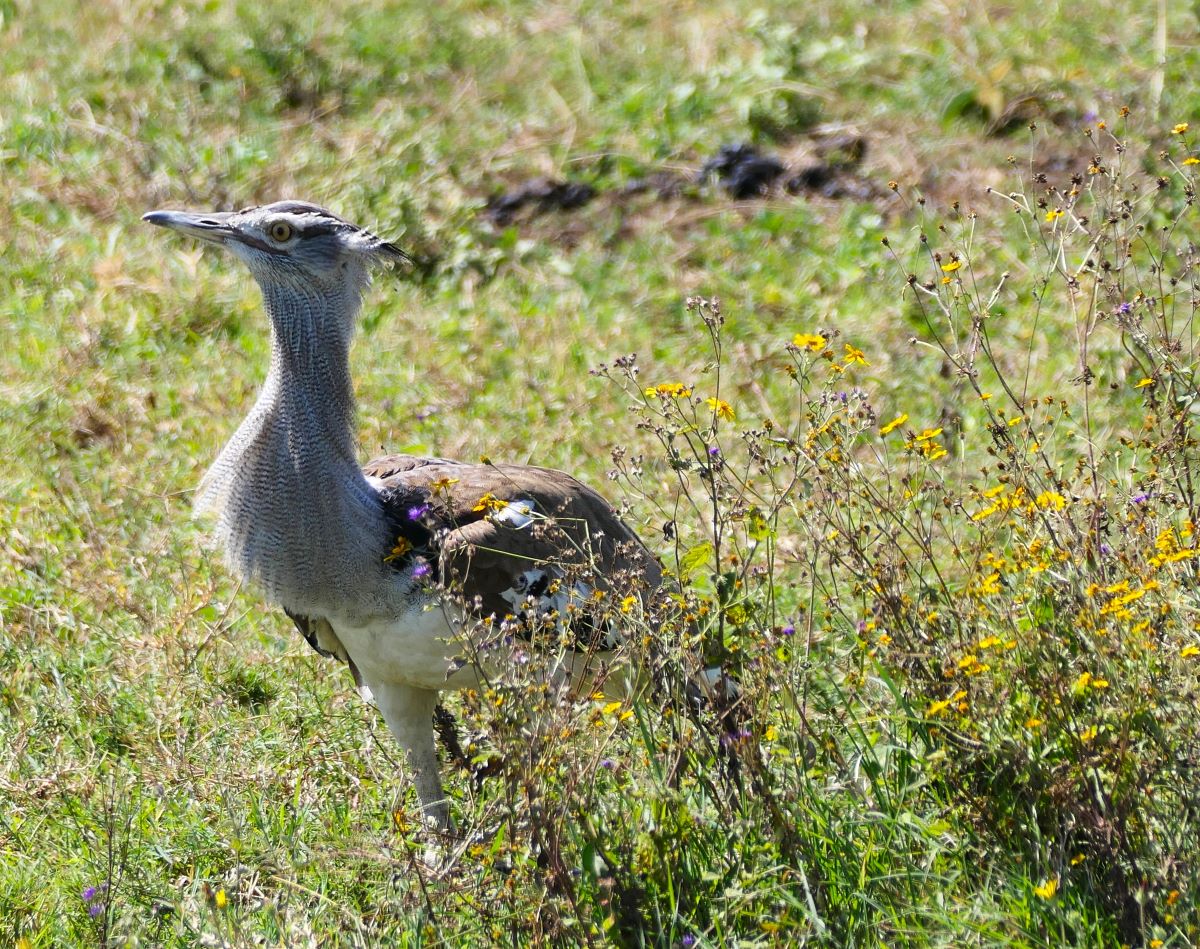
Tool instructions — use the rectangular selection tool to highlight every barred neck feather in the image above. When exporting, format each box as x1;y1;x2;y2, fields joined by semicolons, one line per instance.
195;279;398;618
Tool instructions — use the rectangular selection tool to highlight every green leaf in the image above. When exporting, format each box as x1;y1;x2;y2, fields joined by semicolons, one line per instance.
678;541;714;581
747;507;774;541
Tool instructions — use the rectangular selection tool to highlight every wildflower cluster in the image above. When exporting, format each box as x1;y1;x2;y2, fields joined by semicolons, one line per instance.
848;116;1200;945
390;119;1200;948
570;119;1200;945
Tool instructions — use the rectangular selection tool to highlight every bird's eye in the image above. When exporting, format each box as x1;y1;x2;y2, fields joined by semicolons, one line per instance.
268;221;294;242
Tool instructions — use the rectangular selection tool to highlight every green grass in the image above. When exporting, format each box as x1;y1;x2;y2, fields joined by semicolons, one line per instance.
3;0;1200;945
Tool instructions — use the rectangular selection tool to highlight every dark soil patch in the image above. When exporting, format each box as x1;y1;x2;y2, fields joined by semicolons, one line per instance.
478;131;883;246
698;143;787;199
71;405;118;448
484;177;597;226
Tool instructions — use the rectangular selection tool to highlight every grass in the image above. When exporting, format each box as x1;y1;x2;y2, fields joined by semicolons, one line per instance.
3;0;1200;944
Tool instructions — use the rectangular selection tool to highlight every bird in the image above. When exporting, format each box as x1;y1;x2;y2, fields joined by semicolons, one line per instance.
143;201;663;831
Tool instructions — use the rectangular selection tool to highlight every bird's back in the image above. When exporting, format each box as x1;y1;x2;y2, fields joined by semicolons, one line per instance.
364;454;663;624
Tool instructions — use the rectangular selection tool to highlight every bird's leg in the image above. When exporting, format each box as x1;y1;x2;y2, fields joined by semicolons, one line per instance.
371;682;449;831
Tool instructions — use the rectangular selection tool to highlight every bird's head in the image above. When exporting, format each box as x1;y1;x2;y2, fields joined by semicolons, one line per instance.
143;200;407;294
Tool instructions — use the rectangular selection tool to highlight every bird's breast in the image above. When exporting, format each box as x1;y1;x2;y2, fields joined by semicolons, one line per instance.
328;600;476;691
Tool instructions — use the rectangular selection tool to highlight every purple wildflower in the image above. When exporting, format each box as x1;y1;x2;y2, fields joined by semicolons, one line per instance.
1116;301;1133;315
88;903;103;918
407;503;431;521
1100;543;1112;555
682;936;697;948
707;446;720;457
83;885;98;902
600;758;616;770
780;623;795;637
1132;492;1150;503
1082;109;1099;125
411;561;432;580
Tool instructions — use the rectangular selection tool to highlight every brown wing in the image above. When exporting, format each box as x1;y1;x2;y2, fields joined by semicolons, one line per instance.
365;454;662;626
283;608;368;691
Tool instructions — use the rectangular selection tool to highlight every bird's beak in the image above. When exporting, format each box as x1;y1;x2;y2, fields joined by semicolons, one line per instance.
142;209;238;246
376;240;412;265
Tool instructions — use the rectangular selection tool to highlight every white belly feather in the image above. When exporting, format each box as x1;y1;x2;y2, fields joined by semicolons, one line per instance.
329;602;474;692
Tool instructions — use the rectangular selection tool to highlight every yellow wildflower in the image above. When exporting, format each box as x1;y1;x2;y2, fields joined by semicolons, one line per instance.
1045;208;1063;222
215;888;228;909
1173;122;1189;134
927;690;966;716
916;427;943;441
880;413;908;435
1025;716;1043;729
792;332;827;351
1185;157;1200;166
957;654;989;675
645;382;693;398
384;536;413;563
1036;491;1067;510
705;397;735;421
1080;725;1098;742
472;492;507;513
1134;377;1154;388
941;259;962;273
429;476;459;495
1100;585;1152;614
843;343;869;366
1034;878;1058;899
620;595;637;613
973;572;1001;596
764;724;779;741
1181;644;1200;658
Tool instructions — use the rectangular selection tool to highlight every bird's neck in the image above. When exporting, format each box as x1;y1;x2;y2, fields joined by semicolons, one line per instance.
196;284;393;617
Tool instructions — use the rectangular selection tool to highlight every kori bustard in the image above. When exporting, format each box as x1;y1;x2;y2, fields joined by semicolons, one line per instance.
144;201;661;830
